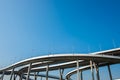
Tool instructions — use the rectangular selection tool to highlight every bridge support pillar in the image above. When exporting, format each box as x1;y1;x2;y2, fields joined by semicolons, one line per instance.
80;70;83;80
19;73;23;80
40;76;42;80
93;62;100;80
34;72;39;80
76;60;80;80
13;74;17;80
10;68;15;80
1;71;5;80
90;60;94;80
107;65;112;80
46;65;49;80
59;68;64;80
26;63;32;80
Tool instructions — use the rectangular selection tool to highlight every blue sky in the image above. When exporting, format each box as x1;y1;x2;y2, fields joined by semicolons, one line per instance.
0;0;120;79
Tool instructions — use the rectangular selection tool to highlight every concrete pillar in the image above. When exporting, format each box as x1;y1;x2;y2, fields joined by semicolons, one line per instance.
19;75;21;80
40;76;42;80
34;72;36;80
107;65;112;80
13;74;17;80
80;70;83;80
1;71;5;80
46;65;49;80
90;60;94;80
34;72;39;80
10;68;15;80
76;60;80;80
93;62;100;80
96;64;100;80
59;68;64;80
26;63;32;80
19;73;23;80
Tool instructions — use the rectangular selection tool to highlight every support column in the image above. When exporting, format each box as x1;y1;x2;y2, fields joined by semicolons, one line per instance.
96;64;100;80
46;65;49;80
40;76;42;80
59;68;64;80
13;74;17;80
26;63;32;80
34;72;39;80
1;71;5;80
80;70;83;80
34;72;36;80
19;73;23;80
90;60;94;80
10;68;15;80
107;65;112;80
76;60;80;80
93;62;100;80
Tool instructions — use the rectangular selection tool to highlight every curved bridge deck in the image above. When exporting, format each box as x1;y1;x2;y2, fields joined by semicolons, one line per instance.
0;48;120;80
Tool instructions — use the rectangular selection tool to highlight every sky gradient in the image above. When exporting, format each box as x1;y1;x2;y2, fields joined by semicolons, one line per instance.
0;0;120;79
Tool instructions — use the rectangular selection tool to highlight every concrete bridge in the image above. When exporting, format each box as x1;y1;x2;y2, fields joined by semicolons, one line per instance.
0;48;120;80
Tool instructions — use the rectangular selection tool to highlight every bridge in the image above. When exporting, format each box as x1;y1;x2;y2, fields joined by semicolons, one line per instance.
0;48;120;80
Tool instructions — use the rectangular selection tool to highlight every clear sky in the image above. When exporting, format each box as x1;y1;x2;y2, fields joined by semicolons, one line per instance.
0;0;120;79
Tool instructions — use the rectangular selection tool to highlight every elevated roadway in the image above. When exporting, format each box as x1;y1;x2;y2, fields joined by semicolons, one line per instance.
0;48;120;80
